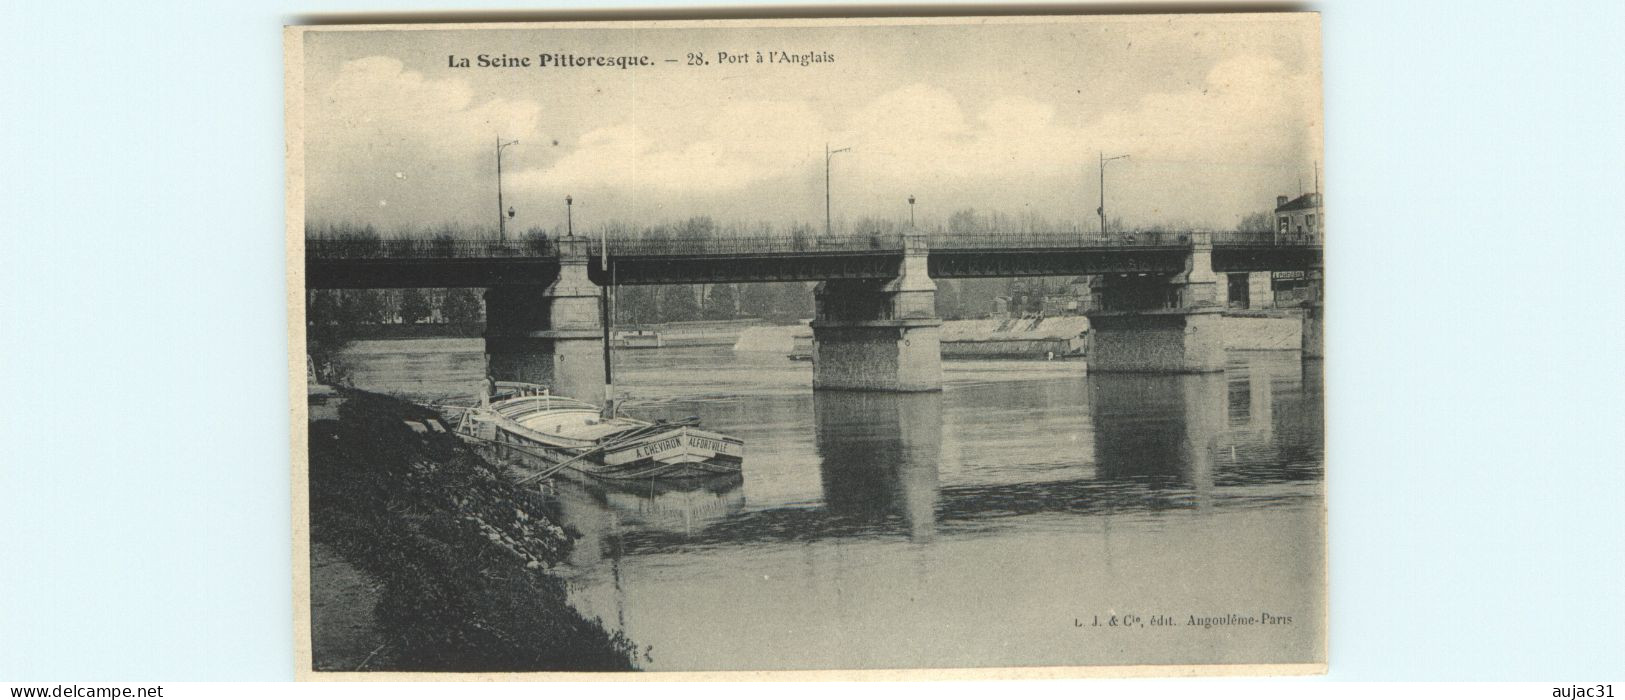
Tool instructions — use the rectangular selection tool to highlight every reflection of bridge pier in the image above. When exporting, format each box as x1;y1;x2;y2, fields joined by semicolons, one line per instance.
811;234;942;392
1086;232;1225;373
1301;270;1324;359
814;391;942;541
483;238;605;401
1243;360;1276;438
1088;371;1226;498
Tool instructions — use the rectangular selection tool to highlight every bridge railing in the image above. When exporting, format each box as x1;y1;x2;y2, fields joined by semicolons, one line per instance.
588;232;1200;255
592;234;889;256
306;230;1322;259
303;234;892;259
1211;231;1322;246
304;237;552;259
929;231;1195;249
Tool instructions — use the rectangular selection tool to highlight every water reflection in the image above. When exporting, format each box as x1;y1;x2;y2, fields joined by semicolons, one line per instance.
569;359;1323;555
1220;355;1324;488
1087;372;1224;503
814;392;943;542
547;474;748;635
550;476;746;569
335;340;1324;670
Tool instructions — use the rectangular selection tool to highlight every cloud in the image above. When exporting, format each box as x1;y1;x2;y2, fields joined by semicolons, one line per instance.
817;57;1319;228
303;52;1319;230
833;87;1073;183
509;54;1314;199
1090;55;1320;163
508;99;828;194
304;56;554;229
846;57;1315;188
308;56;545;159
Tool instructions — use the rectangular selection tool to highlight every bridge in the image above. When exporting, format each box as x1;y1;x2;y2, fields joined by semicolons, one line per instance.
305;231;1320;288
304;230;1322;395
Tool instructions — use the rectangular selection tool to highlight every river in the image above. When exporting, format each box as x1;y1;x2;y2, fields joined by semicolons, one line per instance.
336;338;1325;671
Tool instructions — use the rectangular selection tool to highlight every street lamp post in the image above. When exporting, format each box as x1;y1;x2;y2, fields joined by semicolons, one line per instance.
496;138;519;243
908;195;916;228
1098;151;1129;234
825;142;852;239
565;195;573;237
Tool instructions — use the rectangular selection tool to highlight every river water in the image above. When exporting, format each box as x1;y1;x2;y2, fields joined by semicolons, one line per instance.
337;338;1325;671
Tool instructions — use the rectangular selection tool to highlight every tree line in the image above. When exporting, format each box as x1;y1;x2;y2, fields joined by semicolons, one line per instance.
306;205;1270;248
305;275;1085;332
304;282;815;329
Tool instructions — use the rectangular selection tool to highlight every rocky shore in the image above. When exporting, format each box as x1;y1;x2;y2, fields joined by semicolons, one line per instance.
307;390;639;672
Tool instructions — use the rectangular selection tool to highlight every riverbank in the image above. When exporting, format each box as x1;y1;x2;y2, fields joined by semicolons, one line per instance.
940;317;1088;358
307;389;639;672
314;321;485;340
736;313;1305;358
1221;311;1304;350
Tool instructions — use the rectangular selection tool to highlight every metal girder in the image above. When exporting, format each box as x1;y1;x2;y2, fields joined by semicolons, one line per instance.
307;245;1321;288
594;253;900;286
1210;247;1324;273
929;248;1188;278
304;258;560;289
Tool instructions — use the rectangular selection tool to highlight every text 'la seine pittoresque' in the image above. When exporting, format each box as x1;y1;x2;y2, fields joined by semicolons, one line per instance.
447;51;837;70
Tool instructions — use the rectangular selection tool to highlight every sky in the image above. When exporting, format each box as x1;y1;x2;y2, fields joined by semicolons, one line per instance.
297;14;1322;235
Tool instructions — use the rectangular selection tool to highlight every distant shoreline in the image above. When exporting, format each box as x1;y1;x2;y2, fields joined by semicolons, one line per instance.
331;312;1305;353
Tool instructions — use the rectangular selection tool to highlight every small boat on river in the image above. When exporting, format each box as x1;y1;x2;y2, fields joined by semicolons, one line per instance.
454;382;744;484
787;331;814;361
614;328;663;349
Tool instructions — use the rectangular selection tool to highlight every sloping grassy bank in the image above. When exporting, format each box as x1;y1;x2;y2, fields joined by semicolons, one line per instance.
308;390;639;672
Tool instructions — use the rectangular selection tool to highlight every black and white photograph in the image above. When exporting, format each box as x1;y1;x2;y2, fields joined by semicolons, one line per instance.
15;0;1625;692
287;14;1326;677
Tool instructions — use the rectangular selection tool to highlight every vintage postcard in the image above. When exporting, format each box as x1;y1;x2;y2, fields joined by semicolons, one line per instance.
287;12;1325;679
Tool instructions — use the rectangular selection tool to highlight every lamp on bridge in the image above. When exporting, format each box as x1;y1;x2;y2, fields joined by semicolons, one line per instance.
1098;151;1130;234
496;138;519;243
908;195;916;228
565;195;574;237
825;143;852;239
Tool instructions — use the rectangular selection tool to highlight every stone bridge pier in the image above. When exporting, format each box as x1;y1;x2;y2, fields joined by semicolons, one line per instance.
1085;231;1225;373
483;237;606;401
1301;270;1324;359
811;233;943;392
